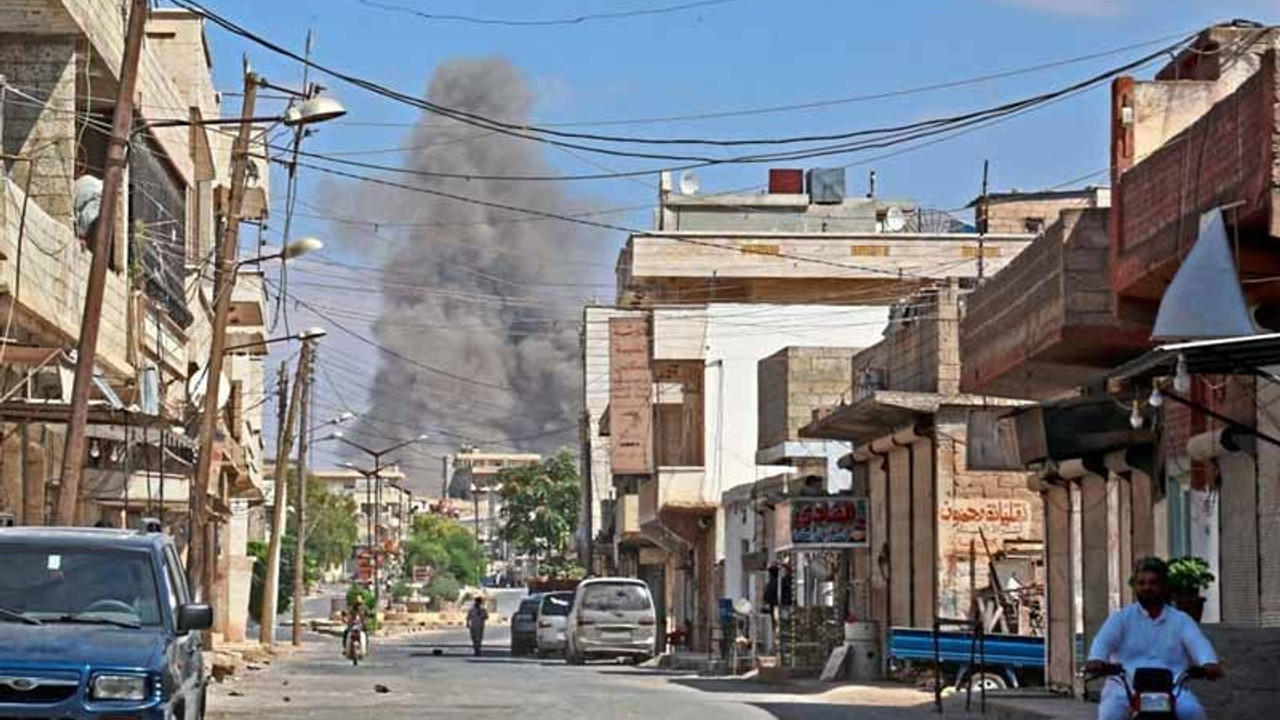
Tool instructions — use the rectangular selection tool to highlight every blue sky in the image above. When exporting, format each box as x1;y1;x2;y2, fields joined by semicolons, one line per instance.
189;0;1279;471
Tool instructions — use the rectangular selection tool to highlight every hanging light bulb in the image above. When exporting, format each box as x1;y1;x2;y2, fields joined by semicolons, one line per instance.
1130;399;1145;430
1149;383;1164;408
89;440;101;459
109;443;123;463
1174;353;1191;394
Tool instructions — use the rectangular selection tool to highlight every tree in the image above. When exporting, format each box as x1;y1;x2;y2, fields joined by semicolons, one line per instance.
498;450;581;574
402;514;485;586
303;477;359;570
248;539;294;622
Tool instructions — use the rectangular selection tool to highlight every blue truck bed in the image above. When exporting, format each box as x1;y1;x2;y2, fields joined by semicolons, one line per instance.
889;626;1046;668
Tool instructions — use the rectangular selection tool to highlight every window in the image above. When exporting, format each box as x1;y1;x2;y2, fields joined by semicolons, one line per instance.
1024;217;1046;234
580;583;652;612
0;547;163;626
164;545;191;612
540;593;573;617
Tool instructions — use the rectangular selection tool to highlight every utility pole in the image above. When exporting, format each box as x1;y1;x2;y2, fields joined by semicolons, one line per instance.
188;68;259;599
261;343;308;645
977;158;989;284
55;0;148;526
291;345;314;646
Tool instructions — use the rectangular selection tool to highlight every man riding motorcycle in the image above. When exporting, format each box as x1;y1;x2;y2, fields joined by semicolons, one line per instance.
1085;557;1222;720
343;594;369;657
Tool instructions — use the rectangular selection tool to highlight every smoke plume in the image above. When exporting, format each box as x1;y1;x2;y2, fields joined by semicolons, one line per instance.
330;58;612;493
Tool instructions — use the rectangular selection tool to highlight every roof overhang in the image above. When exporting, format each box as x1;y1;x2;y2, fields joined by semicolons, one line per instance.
1109;332;1280;389
800;390;1031;444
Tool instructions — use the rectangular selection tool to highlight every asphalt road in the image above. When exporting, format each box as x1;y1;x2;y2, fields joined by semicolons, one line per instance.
208;626;939;720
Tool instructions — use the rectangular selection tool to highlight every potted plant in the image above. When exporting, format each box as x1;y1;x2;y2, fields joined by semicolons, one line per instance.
1167;556;1215;622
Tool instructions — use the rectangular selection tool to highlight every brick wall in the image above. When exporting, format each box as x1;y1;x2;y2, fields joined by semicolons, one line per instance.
758;346;857;449
0;35;77;224
859;281;962;396
935;408;1043;622
1114;51;1277;301
979;194;1101;235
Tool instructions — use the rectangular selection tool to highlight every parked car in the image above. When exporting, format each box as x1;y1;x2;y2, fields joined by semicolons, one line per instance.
564;578;656;665
534;591;574;657
510;594;542;656
0;526;213;720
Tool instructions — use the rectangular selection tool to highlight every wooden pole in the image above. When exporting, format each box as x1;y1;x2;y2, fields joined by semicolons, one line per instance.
55;0;149;525
188;68;259;600
260;344;307;645
291;342;314;645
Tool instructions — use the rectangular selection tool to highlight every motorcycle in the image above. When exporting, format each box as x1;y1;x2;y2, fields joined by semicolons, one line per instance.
344;622;367;666
1091;663;1206;719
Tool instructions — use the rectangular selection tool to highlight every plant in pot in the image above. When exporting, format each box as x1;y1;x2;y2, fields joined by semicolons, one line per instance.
1167;556;1214;622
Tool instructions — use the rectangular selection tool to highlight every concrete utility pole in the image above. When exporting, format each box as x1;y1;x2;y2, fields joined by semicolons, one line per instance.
188;69;259;598
291;345;314;646
55;0;148;526
261;342;309;645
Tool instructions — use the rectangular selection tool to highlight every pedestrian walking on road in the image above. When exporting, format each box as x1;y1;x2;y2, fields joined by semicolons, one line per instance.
467;596;489;656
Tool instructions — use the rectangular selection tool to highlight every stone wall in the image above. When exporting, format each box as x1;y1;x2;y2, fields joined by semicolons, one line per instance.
1198;625;1280;720
0;34;77;224
758;346;857;449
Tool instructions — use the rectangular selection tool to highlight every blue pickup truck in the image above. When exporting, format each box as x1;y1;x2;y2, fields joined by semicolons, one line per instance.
888;626;1046;690
0;526;212;719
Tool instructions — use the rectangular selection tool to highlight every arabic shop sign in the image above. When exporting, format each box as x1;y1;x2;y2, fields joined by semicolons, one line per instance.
778;497;869;550
938;499;1031;536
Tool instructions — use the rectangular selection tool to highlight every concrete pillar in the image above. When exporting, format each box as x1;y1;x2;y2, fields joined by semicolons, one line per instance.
1108;475;1127;609
911;439;935;629
866;454;889;628
21;425;45;526
1044;483;1075;695
887;445;911;627
1079;473;1110;657
1130;470;1156;563
1;428;23;521
1218;451;1260;625
1258;374;1280;627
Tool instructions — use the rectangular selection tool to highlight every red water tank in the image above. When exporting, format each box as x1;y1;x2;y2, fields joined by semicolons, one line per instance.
768;168;804;194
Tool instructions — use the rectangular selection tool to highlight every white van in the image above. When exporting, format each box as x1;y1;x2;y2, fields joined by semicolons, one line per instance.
564;578;656;665
535;591;575;657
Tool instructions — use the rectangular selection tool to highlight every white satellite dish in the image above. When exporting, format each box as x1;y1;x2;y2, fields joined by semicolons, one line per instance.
733;598;753;616
679;170;701;196
884;206;907;233
186;363;232;411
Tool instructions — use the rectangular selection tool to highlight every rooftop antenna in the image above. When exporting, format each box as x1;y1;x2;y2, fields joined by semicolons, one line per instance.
867;170;877;199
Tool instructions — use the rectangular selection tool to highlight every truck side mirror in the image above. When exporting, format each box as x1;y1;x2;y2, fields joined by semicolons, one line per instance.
177;604;213;633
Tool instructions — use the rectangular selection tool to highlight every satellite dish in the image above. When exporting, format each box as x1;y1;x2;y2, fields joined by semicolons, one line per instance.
186;363;232;410
679;170;700;196
884;206;907;233
733;598;753;616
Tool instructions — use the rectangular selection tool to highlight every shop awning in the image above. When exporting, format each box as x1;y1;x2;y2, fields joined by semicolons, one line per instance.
1110;332;1280;386
801;390;1030;445
1005;395;1153;467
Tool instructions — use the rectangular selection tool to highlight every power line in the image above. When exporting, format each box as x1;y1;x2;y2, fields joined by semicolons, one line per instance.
352;0;755;27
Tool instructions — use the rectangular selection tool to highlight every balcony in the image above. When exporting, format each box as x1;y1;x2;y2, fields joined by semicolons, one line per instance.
637;466;713;527
961;209;1150;399
618;231;1033;306
0;177;131;377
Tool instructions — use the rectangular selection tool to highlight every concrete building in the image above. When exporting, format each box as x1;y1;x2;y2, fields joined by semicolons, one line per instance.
802;281;1044;666
0;4;268;643
443;448;541;578
958;22;1280;715
310;466;412;549
588;167;1039;655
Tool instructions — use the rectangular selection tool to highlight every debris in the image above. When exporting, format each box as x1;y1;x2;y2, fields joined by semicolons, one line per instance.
228;691;244;698
432;648;443;656
374;684;391;694
283;696;292;703
246;663;264;671
282;680;289;686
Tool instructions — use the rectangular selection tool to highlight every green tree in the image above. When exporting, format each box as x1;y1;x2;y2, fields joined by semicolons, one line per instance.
498;449;582;573
302;477;360;570
248;539;295;622
402;514;485;586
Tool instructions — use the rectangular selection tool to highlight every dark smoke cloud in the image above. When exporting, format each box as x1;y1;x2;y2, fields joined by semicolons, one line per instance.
327;58;614;493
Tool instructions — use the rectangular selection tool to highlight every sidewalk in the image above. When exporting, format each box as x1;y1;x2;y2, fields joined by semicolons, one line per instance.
943;691;1094;720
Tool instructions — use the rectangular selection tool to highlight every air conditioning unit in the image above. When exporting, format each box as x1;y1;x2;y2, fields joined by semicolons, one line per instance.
806;168;846;205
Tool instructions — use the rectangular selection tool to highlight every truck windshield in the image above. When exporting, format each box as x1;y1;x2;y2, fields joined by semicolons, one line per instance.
0;547;162;628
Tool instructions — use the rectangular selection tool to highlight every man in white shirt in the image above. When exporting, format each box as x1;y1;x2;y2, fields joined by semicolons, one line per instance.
1085;557;1222;720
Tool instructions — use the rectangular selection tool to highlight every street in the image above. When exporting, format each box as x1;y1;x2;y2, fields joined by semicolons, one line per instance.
207;627;935;720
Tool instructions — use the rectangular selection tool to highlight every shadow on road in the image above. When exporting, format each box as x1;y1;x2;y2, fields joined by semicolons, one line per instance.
669;677;828;696
749;701;932;720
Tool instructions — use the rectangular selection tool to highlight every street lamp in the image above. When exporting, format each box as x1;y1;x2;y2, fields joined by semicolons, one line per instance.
284;95;347;126
322;432;429;608
237;237;324;268
309;411;355;436
224;326;326;354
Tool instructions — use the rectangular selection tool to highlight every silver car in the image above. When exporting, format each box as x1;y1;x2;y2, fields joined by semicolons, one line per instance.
564;578;656;665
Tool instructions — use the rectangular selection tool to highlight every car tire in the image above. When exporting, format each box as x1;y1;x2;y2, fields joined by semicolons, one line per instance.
566;645;585;665
962;672;1008;692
